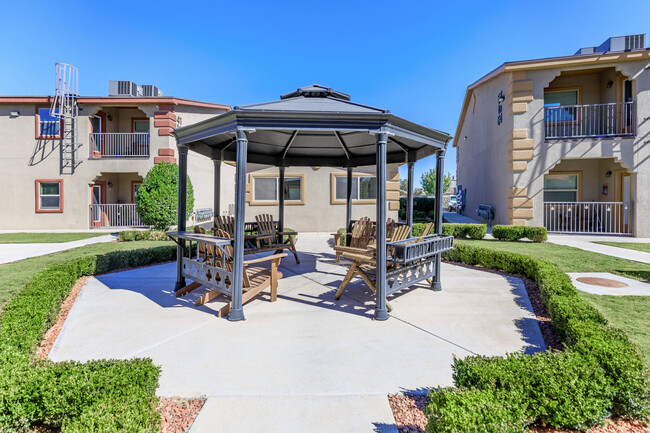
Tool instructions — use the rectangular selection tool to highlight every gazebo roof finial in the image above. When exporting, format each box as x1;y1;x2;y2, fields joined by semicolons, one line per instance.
280;84;351;101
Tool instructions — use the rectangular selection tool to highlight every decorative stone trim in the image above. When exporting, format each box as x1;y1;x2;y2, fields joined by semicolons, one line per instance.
508;72;534;115
508;186;534;224
158;148;175;157
154;156;177;164
154;106;176;137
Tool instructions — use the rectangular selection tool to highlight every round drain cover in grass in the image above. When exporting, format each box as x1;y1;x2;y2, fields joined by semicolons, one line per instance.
576;277;628;288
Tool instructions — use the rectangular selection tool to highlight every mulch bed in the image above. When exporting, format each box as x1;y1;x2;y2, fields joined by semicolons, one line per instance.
387;260;649;433
36;268;205;433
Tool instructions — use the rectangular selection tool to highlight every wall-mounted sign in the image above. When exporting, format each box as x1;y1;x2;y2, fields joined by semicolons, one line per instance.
601;184;608;197
497;91;505;125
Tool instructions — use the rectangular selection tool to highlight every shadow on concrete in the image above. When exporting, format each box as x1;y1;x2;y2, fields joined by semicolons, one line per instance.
504;275;547;354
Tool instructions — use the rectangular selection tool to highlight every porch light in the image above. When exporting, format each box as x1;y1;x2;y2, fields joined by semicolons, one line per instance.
605;170;612;178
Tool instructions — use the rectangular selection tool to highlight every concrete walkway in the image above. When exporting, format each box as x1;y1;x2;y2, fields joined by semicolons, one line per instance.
547;234;650;264
49;234;545;432
0;234;118;265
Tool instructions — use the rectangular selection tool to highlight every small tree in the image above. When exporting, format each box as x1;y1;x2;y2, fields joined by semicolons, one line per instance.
136;162;194;230
420;169;452;196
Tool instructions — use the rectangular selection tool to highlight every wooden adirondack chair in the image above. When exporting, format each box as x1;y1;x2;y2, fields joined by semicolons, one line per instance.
334;224;413;308
193;226;214;261
254;214;300;264
332;217;374;263
178;229;287;318
214;215;235;236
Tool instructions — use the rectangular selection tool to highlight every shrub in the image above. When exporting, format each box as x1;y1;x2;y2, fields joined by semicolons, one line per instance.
492;225;547;243
0;246;175;431
439;223;487;240
118;230;169;242
136;162;194;230
427;243;650;431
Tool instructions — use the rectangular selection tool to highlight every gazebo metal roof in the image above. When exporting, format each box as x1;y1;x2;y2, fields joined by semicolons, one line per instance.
173;84;451;167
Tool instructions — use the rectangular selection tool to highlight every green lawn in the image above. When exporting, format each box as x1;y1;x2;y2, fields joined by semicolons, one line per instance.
0;240;174;310
593;241;650;254
455;238;650;365
0;232;109;244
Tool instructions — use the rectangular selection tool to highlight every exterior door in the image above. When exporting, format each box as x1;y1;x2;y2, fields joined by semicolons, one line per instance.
615;171;632;234
91;182;107;227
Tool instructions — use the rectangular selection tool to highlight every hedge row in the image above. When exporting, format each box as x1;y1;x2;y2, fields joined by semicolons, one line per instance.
0;245;176;432
492;225;548;243
118;230;170;242
411;223;487;240
425;244;650;432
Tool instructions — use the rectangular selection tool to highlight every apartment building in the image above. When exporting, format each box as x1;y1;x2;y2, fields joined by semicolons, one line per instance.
455;34;650;236
0;78;399;232
0;79;231;230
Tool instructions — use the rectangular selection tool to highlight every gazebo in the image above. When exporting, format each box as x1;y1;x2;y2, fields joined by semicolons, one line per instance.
172;85;452;321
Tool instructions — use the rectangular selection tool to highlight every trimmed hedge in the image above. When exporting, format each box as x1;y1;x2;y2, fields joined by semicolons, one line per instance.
492;225;548;243
118;230;170;242
425;244;650;432
0;245;175;431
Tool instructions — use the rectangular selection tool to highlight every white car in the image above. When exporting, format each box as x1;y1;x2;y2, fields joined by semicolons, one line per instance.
448;196;458;211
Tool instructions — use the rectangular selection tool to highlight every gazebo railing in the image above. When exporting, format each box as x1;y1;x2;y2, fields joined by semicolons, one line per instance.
385;234;454;296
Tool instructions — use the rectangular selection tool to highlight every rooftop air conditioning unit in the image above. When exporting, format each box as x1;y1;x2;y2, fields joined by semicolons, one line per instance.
142;85;163;97
108;80;138;97
595;34;646;53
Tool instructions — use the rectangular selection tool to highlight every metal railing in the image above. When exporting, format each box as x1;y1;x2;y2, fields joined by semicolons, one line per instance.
89;204;145;228
545;101;636;139
89;133;150;158
543;201;633;235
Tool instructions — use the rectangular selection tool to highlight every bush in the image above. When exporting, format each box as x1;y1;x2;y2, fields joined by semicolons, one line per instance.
439;223;487;240
0;246;175;431
492;225;547;243
136;162;194;230
118;230;169;242
426;243;650;431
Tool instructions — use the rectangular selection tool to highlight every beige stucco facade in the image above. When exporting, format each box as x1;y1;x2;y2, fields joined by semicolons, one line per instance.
234;165;400;233
455;45;650;236
0;96;230;230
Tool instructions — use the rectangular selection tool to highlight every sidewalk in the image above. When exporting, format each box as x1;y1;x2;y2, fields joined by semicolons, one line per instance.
0;234;117;265
547;234;650;264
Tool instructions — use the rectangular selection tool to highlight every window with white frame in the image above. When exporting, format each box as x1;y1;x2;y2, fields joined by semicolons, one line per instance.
333;174;377;202
252;175;303;204
36;180;63;212
544;173;579;202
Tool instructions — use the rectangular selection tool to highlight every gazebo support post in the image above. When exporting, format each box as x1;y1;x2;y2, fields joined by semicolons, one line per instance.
278;166;285;241
406;160;415;229
432;149;445;291
374;132;389;321
174;144;189;291
346;166;353;246
213;156;221;218
229;130;248;321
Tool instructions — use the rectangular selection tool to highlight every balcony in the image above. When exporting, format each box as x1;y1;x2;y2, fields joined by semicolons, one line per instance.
89;133;150;158
545;101;636;140
543;201;633;235
90;204;145;228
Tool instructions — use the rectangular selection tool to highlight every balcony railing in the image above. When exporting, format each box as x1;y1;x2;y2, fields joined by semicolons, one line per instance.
89;133;150;158
90;204;145;228
545;101;636;139
543;201;633;235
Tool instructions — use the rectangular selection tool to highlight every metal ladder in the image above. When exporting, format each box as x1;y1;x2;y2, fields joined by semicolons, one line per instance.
51;63;81;174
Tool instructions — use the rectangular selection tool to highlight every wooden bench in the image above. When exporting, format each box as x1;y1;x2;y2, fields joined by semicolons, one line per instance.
167;230;286;318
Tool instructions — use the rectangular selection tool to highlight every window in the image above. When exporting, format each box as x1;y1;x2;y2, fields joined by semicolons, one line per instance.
544;90;579;122
544;173;580;202
133;119;150;132
35;179;63;213
251;174;304;205
332;174;377;204
36;108;61;138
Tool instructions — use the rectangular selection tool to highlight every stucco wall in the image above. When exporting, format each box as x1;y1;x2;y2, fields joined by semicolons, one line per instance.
456;73;513;225
236;165;400;233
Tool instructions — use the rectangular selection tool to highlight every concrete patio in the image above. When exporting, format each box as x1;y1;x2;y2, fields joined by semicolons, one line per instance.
49;233;545;432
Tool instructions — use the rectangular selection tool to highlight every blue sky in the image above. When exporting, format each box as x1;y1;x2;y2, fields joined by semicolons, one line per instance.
1;0;648;186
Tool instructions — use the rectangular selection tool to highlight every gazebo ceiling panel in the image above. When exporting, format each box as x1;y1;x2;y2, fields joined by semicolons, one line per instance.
174;85;451;167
